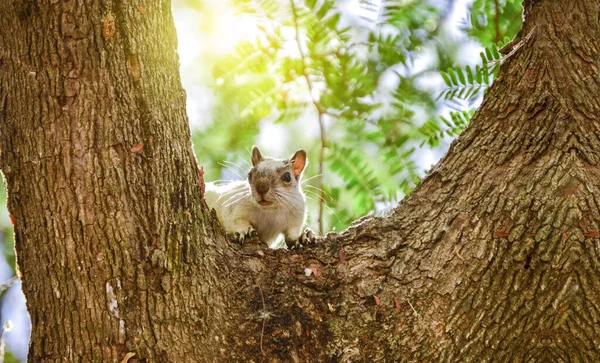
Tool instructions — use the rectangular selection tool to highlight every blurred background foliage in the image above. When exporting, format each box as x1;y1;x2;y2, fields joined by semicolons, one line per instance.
0;0;523;360
175;0;523;236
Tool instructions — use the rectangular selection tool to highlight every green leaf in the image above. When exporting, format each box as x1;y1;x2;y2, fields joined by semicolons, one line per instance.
457;68;466;85
466;66;474;84
441;71;452;87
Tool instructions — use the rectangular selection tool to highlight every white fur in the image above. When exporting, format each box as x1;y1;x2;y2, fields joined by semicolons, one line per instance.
204;158;307;246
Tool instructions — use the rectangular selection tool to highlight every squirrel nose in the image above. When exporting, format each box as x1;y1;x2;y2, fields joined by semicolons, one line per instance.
256;181;269;195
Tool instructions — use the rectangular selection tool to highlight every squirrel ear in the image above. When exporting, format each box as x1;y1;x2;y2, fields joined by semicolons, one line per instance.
251;145;263;166
290;149;307;179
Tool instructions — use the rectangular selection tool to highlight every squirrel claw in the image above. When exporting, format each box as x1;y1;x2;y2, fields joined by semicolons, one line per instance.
285;238;300;250
249;227;258;238
300;228;316;245
285;228;317;249
230;226;256;244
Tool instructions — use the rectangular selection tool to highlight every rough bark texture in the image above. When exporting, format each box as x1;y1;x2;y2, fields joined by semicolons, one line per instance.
1;0;600;362
0;1;233;361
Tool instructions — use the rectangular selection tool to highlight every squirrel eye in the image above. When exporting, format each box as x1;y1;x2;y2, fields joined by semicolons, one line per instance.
282;172;291;182
247;171;252;181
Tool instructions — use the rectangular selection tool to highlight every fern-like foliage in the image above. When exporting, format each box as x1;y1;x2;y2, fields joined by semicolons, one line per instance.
326;144;380;213
437;42;505;101
190;0;524;233
420;110;474;147
422;38;513;147
466;0;523;47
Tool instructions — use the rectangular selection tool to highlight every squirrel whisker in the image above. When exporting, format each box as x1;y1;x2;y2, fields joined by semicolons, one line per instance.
300;173;322;184
205;146;315;247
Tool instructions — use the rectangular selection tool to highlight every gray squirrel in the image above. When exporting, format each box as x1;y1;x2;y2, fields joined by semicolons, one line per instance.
205;146;316;248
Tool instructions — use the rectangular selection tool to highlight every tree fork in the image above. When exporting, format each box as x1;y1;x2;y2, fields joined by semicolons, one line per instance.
1;0;600;362
0;0;232;361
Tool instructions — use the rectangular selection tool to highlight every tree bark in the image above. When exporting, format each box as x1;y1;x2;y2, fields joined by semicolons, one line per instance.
1;0;599;362
0;1;232;361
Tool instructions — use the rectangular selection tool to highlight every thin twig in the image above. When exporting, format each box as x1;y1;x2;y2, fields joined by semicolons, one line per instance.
290;0;326;235
0;321;12;363
494;0;501;43
317;113;326;235
493;26;537;65
0;276;18;293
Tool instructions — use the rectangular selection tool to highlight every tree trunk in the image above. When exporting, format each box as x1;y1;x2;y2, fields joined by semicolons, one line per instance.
1;0;599;361
0;1;232;361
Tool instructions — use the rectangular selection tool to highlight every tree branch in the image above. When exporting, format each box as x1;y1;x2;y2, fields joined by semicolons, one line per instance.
289;0;327;235
494;0;502;42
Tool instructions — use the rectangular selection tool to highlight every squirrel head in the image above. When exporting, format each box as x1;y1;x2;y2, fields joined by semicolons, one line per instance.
247;145;307;209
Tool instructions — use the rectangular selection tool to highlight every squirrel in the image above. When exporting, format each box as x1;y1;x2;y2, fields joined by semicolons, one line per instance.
204;146;316;248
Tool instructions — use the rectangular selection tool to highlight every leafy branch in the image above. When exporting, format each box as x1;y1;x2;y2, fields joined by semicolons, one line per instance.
197;0;523;234
437;42;504;101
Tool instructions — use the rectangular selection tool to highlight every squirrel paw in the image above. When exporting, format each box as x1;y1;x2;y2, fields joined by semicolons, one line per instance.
229;226;257;244
285;228;317;249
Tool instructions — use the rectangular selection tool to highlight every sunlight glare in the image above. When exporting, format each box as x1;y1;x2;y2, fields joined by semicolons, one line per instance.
204;4;260;55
